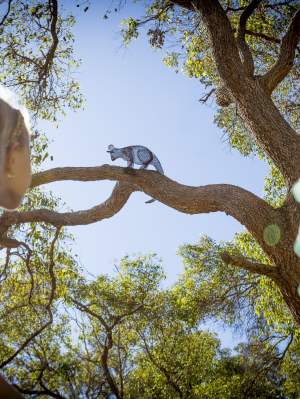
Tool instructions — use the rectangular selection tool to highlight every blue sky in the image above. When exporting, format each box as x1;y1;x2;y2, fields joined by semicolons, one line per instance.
41;2;268;347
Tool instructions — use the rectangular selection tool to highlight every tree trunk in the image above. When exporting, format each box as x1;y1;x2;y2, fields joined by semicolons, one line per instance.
233;77;300;187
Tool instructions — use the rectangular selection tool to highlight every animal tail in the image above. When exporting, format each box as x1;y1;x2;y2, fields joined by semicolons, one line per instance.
145;155;164;204
152;155;164;175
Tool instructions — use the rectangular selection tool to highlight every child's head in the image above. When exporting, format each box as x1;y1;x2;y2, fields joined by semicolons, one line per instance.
0;89;32;209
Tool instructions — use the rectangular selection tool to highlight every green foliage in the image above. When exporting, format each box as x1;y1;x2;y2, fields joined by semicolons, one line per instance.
0;1;298;396
121;17;139;45
176;232;297;334
119;0;299;201
0;0;83;122
263;159;287;208
0;251;293;397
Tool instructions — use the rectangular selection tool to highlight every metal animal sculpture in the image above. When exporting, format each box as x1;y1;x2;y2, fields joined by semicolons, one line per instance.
107;144;164;203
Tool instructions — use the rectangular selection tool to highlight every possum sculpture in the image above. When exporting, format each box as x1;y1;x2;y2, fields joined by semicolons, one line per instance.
107;144;164;203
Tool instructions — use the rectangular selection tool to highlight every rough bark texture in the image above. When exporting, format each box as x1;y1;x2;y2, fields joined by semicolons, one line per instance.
5;165;280;254
168;0;300;324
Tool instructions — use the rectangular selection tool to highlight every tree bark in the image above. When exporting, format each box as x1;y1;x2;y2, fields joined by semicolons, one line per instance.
169;0;300;325
1;165;280;257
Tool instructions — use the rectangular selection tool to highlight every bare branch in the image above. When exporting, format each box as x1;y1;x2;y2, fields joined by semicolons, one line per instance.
1;165;278;254
13;385;66;399
220;252;279;279
71;298;110;331
261;6;300;93
0;0;12;27
112;304;143;328
245;29;280;45
237;0;262;75
199;88;215;103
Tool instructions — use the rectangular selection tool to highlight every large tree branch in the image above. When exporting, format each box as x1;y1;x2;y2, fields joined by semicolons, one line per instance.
0;181;134;230
220;252;279;280
237;0;262;76
189;0;245;86
0;165;281;257
170;0;245;89
32;166;277;238
261;6;300;93
172;0;300;185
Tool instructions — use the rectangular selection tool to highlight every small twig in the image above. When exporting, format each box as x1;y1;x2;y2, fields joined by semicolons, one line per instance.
199;88;215;103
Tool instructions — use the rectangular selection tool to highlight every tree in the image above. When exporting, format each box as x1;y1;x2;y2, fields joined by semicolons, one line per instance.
0;0;299;395
5;255;289;398
0;0;299;327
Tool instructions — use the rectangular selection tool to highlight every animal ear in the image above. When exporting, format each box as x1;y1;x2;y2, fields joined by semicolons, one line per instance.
107;144;114;151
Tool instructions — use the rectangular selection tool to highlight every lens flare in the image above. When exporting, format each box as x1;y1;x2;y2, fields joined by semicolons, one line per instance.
292;179;300;203
263;224;281;246
294;229;300;257
292;181;300;257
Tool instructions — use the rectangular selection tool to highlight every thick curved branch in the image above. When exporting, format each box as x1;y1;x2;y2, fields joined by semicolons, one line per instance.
220;252;279;280
6;166;279;254
0;181;134;229
237;0;262;75
261;6;300;93
172;0;244;87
